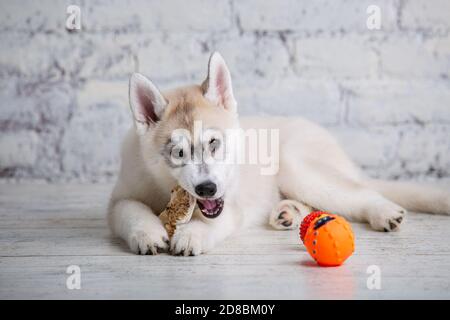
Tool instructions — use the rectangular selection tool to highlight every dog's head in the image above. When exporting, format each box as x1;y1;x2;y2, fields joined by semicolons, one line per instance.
128;52;240;219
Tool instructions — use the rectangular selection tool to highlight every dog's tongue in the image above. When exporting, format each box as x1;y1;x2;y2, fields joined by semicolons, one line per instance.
198;199;217;211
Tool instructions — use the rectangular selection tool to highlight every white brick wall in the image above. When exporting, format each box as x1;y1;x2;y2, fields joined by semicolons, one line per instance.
294;35;378;79
0;0;449;182
234;0;398;32
401;0;450;31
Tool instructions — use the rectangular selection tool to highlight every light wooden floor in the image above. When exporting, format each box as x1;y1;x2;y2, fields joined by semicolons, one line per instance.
0;183;449;299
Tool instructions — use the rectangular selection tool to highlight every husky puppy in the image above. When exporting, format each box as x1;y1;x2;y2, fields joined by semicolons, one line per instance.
108;52;450;256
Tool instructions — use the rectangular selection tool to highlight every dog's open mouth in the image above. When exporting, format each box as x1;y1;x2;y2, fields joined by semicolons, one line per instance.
197;197;224;219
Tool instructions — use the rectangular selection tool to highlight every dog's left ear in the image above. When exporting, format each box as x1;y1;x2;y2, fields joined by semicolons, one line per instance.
202;52;237;113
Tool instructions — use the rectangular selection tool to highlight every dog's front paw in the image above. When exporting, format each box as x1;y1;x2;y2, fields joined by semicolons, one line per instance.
128;227;169;255
368;203;406;232
170;223;206;256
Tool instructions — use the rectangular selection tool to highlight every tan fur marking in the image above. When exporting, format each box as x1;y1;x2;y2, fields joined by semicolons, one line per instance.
152;84;238;153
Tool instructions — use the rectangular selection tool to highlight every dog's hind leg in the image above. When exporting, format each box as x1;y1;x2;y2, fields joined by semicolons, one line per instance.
269;199;314;230
277;156;406;232
365;179;450;215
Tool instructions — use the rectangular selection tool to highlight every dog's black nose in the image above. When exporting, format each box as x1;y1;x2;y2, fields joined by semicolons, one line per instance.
195;181;217;198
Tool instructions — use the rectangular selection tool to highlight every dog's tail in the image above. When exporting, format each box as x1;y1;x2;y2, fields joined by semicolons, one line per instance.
365;179;450;214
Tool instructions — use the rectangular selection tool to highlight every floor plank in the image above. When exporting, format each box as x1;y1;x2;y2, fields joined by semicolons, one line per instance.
0;183;449;299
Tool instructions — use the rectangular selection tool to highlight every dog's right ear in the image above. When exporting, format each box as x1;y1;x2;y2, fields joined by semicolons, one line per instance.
129;73;167;135
202;52;237;113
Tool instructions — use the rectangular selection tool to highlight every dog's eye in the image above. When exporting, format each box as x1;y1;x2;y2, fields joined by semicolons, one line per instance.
209;138;219;147
171;147;185;160
209;138;220;153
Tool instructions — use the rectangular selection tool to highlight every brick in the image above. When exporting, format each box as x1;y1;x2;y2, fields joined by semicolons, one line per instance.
0;33;82;80
0;80;39;129
395;125;450;177
330;126;400;168
0;0;232;34
77;80;128;108
0;33;54;78
136;34;209;84
32;129;64;179
401;0;450;31
0;79;75;179
76;34;137;80
84;0;232;33
379;35;450;79
61;80;131;179
331;125;450;179
294;35;377;79
0;32;138;81
0;131;39;168
235;0;397;32
0;0;75;33
210;34;291;82
235;78;342;125
346;81;450;126
0;79;74;129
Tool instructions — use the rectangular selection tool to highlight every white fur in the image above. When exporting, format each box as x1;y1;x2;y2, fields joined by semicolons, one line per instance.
108;53;450;256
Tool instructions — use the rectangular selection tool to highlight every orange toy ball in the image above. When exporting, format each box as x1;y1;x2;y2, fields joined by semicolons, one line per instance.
300;211;355;267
